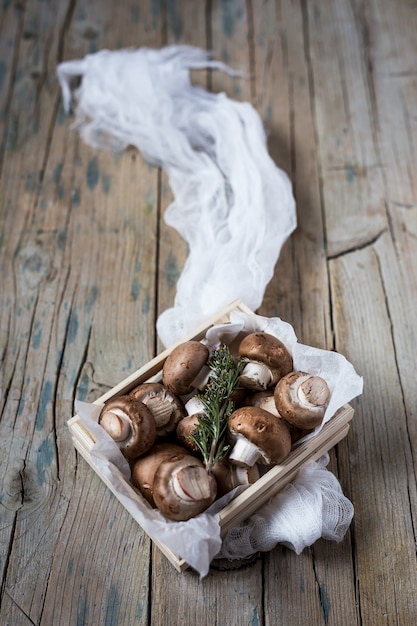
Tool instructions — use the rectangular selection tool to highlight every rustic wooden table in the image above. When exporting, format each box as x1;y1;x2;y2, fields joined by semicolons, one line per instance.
1;1;416;624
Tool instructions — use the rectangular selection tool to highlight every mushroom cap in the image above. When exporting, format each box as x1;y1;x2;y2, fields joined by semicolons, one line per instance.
228;405;291;465
176;413;202;453
131;442;188;507
238;332;293;388
129;382;186;436
274;371;330;430
99;395;157;460
162;341;210;396
153;455;217;521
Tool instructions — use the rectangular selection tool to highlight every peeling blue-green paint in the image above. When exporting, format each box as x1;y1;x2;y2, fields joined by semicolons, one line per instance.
131;277;140;300
75;3;87;21
0;60;6;91
137;600;145;620
17;394;25;417
151;0;160;18
77;593;89;626
131;4;140;23
72;187;81;207
87;156;99;190
37;436;54;485
86;284;98;313
345;164;355;184
32;321;42;349
221;46;230;65
23;252;42;274
36;379;52;430
105;585;120;626
319;584;330;623
77;371;90;401
251;607;260;626
67;558;73;576
32;119;41;135
57;103;68;125
68;309;79;343
102;173;111;194
167;0;183;40
222;0;242;38
165;252;180;288
142;292;150;314
25;171;36;192
6;113;17;150
233;81;242;98
58;229;67;250
53;162;63;185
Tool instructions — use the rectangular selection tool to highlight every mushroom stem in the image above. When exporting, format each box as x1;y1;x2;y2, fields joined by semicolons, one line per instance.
185;396;205;416
240;361;272;390
191;364;211;391
259;395;280;417
99;408;131;442
228;436;262;467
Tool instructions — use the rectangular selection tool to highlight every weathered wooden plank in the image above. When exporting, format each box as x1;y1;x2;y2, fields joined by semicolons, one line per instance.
0;1;164;624
0;2;79;621
0;0;23;164
303;0;387;258
364;0;417;209
249;3;359;624
210;0;252;100
330;243;417;624
155;2;209;352
151;548;263;626
152;4;264;625
255;0;332;349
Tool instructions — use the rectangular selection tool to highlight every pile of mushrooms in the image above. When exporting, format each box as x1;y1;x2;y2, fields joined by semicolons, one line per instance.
97;332;331;521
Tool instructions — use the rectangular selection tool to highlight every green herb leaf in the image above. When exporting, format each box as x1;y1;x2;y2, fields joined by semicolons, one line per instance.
189;344;244;472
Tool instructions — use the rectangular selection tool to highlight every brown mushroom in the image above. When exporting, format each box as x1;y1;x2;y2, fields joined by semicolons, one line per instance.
152;454;217;521
211;459;260;498
98;395;156;460
162;341;210;396
238;332;293;391
274;371;330;430
228;405;292;467
129;382;186;437
176;413;202;453
243;390;275;408
131;442;188;507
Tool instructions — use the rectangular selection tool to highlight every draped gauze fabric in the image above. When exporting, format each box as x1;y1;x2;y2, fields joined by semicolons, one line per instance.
57;45;296;347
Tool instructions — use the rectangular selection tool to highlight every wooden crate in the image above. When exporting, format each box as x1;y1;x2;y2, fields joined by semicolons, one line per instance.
68;300;354;572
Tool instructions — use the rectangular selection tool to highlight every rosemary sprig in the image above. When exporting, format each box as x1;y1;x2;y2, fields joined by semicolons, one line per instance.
189;344;244;473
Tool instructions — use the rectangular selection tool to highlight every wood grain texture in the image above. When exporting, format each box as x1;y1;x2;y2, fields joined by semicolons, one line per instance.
1;0;416;624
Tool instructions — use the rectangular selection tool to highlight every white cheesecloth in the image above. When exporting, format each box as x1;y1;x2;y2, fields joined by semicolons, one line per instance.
57;45;296;346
